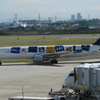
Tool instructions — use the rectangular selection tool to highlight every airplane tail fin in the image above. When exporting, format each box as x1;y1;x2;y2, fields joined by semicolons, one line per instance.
93;38;100;45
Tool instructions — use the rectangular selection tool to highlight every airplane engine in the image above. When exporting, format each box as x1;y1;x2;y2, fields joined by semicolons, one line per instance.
33;55;43;63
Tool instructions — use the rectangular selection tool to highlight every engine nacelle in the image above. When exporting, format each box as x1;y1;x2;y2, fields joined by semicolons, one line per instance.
33;55;43;63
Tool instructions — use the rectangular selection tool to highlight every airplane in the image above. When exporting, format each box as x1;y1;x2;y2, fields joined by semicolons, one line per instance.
0;38;100;65
64;63;100;97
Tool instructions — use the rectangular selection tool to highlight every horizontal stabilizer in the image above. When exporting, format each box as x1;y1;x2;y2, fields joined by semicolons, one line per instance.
93;38;100;45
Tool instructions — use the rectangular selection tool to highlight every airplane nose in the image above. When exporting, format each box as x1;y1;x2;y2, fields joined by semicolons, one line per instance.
64;75;73;86
64;77;69;86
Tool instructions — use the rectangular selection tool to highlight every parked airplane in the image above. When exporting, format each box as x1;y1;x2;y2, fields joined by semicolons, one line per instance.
64;63;100;97
0;38;100;65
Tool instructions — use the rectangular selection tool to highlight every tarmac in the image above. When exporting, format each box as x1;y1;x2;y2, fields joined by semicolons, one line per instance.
1;56;100;100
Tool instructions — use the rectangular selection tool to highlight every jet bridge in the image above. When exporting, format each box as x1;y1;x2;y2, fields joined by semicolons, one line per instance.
74;65;100;100
74;65;100;88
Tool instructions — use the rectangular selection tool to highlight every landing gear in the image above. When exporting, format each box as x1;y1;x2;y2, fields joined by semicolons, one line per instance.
0;61;2;65
51;59;58;64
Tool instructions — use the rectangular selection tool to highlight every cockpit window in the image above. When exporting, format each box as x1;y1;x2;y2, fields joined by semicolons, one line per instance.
69;73;74;76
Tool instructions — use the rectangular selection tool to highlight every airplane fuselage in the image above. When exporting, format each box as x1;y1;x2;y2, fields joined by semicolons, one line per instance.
0;45;99;60
0;38;100;64
64;63;100;91
64;73;90;90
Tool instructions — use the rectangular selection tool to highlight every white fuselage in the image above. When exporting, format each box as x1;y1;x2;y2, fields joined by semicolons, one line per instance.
64;71;90;90
0;44;99;62
64;63;100;90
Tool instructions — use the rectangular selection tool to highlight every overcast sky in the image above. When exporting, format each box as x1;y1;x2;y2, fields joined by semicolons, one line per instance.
0;0;100;22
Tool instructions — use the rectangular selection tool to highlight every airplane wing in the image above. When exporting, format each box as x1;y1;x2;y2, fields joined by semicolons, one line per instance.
43;51;70;59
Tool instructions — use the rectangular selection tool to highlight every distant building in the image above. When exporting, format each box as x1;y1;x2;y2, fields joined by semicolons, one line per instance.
19;19;51;24
19;20;38;24
77;13;82;21
14;14;18;22
71;15;75;22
